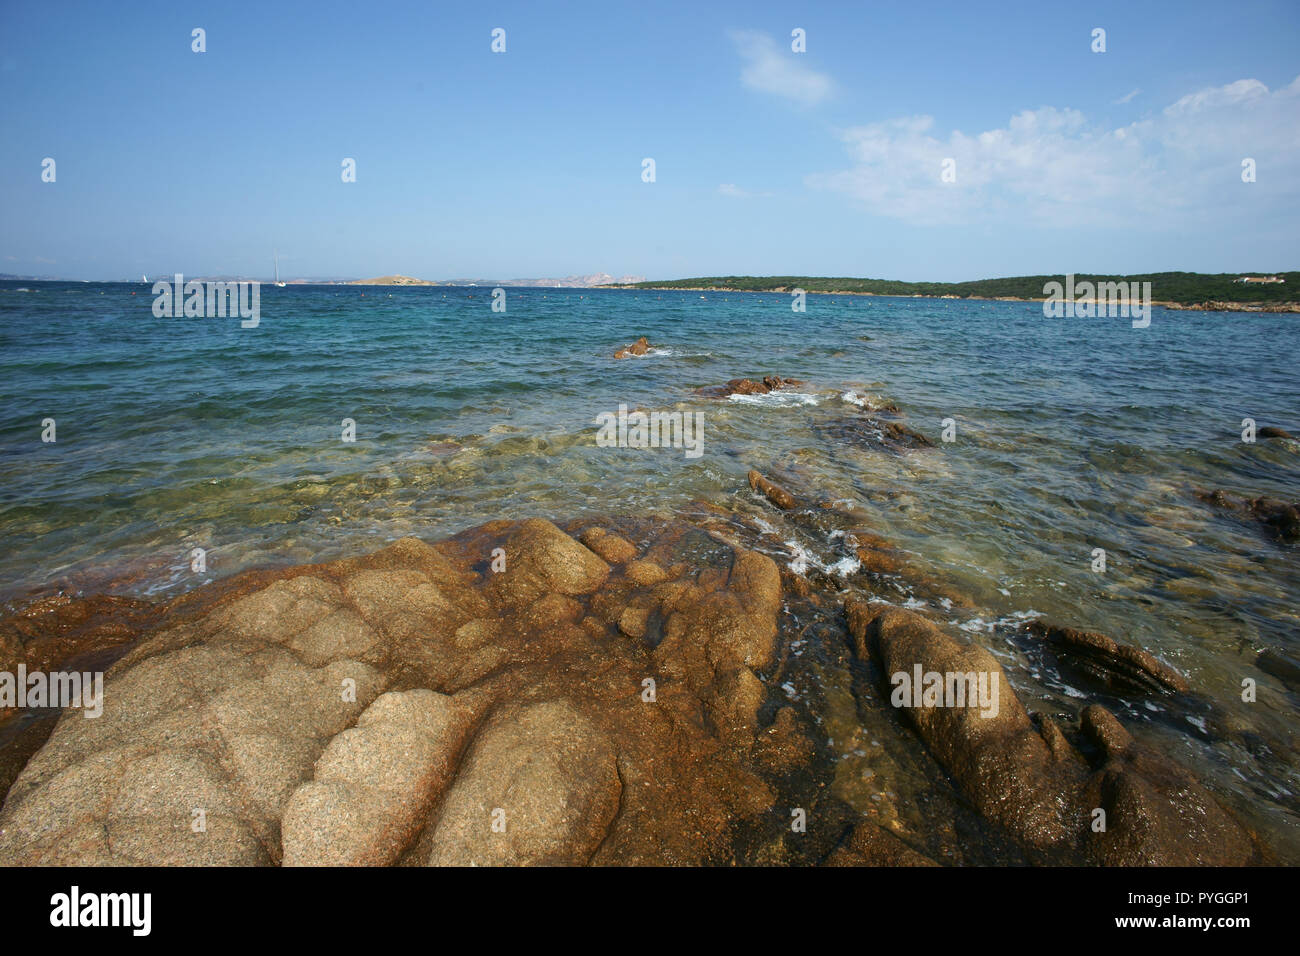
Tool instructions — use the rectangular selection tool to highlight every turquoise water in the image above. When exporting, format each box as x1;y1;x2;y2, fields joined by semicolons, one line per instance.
1;280;1297;856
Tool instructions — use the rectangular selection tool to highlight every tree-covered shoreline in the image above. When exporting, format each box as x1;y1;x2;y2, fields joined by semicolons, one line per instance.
609;272;1299;307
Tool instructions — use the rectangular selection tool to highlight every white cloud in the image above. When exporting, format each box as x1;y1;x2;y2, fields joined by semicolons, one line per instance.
808;76;1300;227
1164;78;1270;115
1115;88;1141;104
730;30;833;106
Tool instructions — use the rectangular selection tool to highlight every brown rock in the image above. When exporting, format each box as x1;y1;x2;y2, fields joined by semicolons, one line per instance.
487;519;611;606
1078;706;1259;866
578;527;638;564
860;607;1076;852
1026;620;1189;695
697;376;804;398
748;469;798;510
1249;497;1300;542
424;700;621;866
825;823;938;867
0;519;797;867
848;604;1262;865
613;336;652;359
624;559;669;587
282;689;479;866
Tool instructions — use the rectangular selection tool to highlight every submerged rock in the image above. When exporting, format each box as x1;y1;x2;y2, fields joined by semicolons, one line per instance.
825;822;938;867
748;469;799;510
817;415;934;452
1249;497;1300;541
1199;489;1300;542
1258;426;1294;440
1025;620;1189;695
1257;647;1300;691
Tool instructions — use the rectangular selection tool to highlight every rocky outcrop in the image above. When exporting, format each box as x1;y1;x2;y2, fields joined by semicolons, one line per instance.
0;499;1272;867
613;336;652;358
697;376;803;398
1025;620;1189;695
848;603;1262;866
1258;426;1294;440
0;520;800;866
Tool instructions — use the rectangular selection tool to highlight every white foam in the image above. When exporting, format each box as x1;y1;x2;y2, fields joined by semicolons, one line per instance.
729;391;820;407
785;540;813;574
781;537;861;579
827;555;862;576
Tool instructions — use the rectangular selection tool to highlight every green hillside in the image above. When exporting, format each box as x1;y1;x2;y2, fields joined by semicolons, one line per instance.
616;272;1299;306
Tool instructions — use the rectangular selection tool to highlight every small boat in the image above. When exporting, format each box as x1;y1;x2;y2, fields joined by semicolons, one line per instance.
274;251;286;287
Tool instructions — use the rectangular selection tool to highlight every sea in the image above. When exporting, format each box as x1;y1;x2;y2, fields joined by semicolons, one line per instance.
1;280;1296;859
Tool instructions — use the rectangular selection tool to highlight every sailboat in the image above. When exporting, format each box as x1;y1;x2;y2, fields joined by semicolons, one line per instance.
142;274;148;283
274;251;286;287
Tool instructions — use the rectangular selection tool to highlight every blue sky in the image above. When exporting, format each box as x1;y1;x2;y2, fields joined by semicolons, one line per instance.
2;0;1298;281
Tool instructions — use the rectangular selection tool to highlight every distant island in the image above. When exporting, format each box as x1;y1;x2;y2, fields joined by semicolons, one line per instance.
347;272;646;288
350;275;439;286
604;272;1300;311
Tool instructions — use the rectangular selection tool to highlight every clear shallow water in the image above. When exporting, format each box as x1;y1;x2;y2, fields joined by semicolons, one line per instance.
1;281;1297;857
